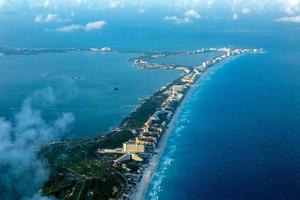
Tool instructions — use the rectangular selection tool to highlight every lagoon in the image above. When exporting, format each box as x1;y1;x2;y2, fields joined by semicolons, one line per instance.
0;51;181;139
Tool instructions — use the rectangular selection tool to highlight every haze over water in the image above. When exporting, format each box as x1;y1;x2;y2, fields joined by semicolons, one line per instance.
0;0;300;199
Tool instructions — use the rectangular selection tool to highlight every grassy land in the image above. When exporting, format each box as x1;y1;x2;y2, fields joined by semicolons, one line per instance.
40;81;174;199
40;138;126;200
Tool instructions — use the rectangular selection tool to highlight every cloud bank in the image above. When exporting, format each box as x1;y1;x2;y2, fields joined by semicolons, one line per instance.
164;9;201;24
0;82;76;200
53;20;107;32
275;15;300;23
35;13;68;23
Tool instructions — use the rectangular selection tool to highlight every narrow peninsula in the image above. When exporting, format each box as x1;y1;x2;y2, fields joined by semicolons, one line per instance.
37;47;263;199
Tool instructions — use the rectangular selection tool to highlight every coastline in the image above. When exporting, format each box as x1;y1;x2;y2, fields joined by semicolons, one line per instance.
131;78;199;200
38;48;262;199
130;51;259;200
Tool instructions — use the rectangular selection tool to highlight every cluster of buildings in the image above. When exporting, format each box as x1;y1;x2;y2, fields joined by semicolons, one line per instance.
196;48;263;72
90;47;112;52
133;58;174;70
96;47;263;198
98;47;263;163
97;77;194;167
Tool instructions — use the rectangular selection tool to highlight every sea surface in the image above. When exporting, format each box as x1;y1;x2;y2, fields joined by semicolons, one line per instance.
0;51;182;138
145;29;300;199
0;50;223;139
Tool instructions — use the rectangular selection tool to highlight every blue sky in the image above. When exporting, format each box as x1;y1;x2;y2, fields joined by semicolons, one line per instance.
0;0;299;48
1;0;300;33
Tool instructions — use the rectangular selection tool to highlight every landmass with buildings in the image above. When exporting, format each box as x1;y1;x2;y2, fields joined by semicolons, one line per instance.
8;46;262;199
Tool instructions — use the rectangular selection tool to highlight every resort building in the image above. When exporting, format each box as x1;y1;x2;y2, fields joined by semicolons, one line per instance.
114;153;144;164
135;137;156;147
123;142;145;153
172;85;185;93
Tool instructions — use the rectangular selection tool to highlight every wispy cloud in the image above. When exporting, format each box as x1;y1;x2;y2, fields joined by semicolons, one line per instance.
0;0;5;9
0;81;76;199
43;0;50;8
164;15;190;24
52;20;107;32
242;7;251;14
34;13;68;23
172;0;215;10
55;24;82;32
164;9;201;24
84;20;107;31
184;9;201;19
275;15;300;23
232;13;239;20
105;0;124;9
278;0;300;15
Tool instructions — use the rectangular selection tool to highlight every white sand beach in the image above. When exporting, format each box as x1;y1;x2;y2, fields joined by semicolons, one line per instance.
131;81;199;200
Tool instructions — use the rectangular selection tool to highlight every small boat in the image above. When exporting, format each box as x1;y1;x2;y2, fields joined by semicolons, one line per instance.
113;87;120;91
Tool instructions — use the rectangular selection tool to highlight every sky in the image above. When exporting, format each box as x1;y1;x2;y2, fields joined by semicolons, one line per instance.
0;0;300;34
0;0;300;49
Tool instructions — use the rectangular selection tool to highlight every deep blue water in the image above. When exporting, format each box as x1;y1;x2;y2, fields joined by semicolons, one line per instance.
145;36;300;199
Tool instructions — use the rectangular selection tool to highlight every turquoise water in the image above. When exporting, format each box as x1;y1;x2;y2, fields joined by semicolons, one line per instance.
149;52;222;67
0;51;181;139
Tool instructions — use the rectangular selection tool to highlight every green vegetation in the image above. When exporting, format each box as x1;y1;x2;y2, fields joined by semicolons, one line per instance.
103;130;134;149
121;90;168;129
40;82;174;199
40;141;125;200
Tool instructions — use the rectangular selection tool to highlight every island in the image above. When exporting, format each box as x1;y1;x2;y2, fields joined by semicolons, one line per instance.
36;47;263;199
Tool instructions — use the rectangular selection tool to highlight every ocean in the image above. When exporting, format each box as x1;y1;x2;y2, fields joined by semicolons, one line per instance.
0;51;182;138
145;28;300;199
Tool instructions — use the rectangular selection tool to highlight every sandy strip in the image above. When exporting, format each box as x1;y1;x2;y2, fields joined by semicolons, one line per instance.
129;54;250;200
131;82;198;200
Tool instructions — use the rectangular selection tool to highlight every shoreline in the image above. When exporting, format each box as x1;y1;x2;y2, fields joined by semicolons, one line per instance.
39;48;263;200
131;78;199;200
129;50;261;200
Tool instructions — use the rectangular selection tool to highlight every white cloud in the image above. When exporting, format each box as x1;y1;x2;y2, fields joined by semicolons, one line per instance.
55;24;82;32
229;0;267;15
173;0;215;10
43;0;50;8
242;7;251;14
164;8;201;24
107;0;124;9
34;15;44;23
45;13;61;22
0;82;76;200
34;13;67;23
54;20;107;32
0;0;6;9
84;20;107;31
275;15;300;23
232;13;239;20
164;15;190;24
184;9;201;19
278;0;300;15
